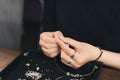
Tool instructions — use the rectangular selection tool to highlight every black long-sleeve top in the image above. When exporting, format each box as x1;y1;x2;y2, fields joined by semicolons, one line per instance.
42;0;120;52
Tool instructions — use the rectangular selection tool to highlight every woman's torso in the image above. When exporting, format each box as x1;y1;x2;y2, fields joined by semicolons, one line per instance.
43;0;120;52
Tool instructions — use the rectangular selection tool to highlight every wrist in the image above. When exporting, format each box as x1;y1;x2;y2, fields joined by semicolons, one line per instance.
92;47;103;62
94;47;103;61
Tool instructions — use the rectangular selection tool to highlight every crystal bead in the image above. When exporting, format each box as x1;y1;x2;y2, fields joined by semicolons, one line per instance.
26;63;30;66
23;52;29;56
36;67;40;71
17;78;22;80
94;65;98;69
66;72;70;76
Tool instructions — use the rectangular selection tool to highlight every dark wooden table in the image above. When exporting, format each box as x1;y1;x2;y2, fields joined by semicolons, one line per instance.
97;67;120;80
0;49;120;80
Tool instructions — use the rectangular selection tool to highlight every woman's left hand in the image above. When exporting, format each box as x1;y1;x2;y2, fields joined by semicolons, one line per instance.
55;36;101;69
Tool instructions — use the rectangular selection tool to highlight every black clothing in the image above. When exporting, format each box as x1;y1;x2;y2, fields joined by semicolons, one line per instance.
0;50;102;80
42;0;120;52
21;0;42;50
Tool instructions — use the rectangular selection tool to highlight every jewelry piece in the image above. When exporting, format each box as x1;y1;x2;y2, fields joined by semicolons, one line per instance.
67;58;73;64
55;76;64;80
23;52;29;56
94;47;103;61
67;51;76;64
25;70;42;80
70;51;77;59
54;58;98;79
17;78;26;80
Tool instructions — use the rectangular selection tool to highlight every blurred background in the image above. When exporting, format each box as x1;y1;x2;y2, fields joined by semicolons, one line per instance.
0;0;43;73
0;0;43;51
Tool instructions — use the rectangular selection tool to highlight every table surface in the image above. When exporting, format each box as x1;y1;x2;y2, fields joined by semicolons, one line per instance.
0;49;120;80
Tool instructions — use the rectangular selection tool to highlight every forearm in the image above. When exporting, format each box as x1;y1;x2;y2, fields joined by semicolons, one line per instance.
98;50;120;69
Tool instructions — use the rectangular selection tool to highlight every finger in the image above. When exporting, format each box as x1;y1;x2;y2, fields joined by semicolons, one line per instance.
61;49;89;68
54;31;65;41
61;51;80;69
61;59;81;69
54;31;64;36
41;47;59;57
58;35;68;44
73;52;90;67
55;37;75;56
61;59;73;68
41;47;59;54
61;51;73;67
40;32;56;44
40;40;58;49
64;38;92;65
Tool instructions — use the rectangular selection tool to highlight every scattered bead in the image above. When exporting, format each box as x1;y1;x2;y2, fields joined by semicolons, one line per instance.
26;63;30;67
23;52;29;56
36;67;40;71
17;78;22;80
25;70;42;80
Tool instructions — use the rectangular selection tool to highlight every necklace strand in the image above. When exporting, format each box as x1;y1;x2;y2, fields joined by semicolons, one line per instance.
54;58;98;78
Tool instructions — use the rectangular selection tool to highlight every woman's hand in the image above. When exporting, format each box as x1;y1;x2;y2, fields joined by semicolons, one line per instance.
55;36;101;69
39;31;63;58
40;31;120;69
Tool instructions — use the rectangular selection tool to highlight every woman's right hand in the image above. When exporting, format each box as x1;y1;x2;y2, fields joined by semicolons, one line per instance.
39;31;63;58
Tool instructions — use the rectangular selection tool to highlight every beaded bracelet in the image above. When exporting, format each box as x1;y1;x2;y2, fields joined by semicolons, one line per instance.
94;47;103;61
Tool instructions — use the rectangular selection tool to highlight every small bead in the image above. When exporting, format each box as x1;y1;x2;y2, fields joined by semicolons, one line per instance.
36;67;40;71
26;63;30;66
79;75;83;77
76;74;79;78
23;52;29;56
94;65;98;69
66;72;70;76
17;78;22;80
